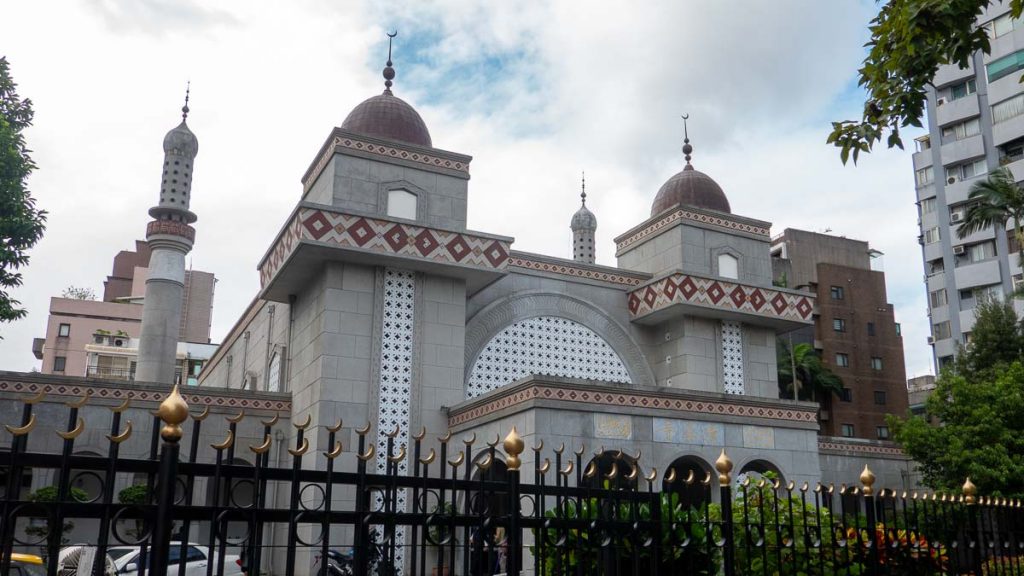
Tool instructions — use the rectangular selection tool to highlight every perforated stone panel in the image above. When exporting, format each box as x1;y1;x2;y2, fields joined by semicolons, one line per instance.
467;316;632;399
376;268;415;567
722;320;744;395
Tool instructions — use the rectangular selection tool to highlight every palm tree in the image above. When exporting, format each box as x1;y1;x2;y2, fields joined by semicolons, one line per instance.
776;339;843;402
958;166;1024;270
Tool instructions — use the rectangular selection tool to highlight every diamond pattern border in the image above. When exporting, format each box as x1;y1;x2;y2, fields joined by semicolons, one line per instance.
615;207;770;255
818;438;905;457
627;273;814;323
508;256;647;287
448;382;817;427
0;380;291;412
259;208;510;288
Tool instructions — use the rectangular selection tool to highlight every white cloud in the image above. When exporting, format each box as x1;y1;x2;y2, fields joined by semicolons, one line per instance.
0;0;934;377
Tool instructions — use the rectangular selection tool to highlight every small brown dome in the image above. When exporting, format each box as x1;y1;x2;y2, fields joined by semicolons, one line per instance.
650;165;730;216
341;92;432;148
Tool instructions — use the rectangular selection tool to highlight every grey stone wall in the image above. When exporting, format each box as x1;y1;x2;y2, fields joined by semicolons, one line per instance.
200;299;290;391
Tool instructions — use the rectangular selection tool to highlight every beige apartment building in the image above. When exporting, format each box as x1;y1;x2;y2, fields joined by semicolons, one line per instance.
33;240;217;384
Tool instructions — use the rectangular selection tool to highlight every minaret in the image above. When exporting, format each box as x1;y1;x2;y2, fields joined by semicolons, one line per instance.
571;172;597;264
136;88;199;384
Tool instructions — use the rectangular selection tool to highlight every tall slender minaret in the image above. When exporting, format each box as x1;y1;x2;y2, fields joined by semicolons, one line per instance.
136;88;199;384
570;172;597;264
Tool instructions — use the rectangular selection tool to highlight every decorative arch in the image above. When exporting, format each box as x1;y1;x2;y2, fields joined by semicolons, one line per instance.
737;458;785;486
464;291;654;398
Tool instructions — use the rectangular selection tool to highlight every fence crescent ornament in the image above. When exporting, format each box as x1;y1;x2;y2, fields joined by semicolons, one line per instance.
632;449;642;462
249;434;272;454
387;445;407;463
605;462;619;480
324;441;343;459
386;424;400;439
701;471;712;486
22;390;47;404
66;390;91;408
260;412;280;427
437;430;451;443
357;444;376;462
418;448;436;465
5;414;36;436
665;467;677;484
530;439;543;452
574;444;585;457
684;470;696;486
554;442;565;455
327;418;344;433
288;437;310;457
448;451;465;468
107;420;133;444
411;426;426;441
211;430;234;450
293;413;312;431
192;407;211;421
356;422;372;435
583;461;597;479
475;453;493;471
800;482;809;493
741;477;751;488
462;432;476;446
614;449;623;460
226;410;245;424
645;468;657;483
559;461;574;476
814;483;823;494
56;417;85;440
539;459;551;475
625;464;638;481
111;398;131;413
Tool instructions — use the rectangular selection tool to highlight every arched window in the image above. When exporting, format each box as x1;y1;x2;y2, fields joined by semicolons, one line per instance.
718;253;739;279
467;316;632;399
387;189;417;220
664;456;714;510
738;459;785;485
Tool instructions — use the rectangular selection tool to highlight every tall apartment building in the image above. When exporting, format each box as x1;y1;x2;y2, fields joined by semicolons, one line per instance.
913;1;1024;369
33;240;217;384
772;229;909;441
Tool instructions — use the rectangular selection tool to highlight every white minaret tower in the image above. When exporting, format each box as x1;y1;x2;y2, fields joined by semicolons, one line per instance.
571;172;597;264
136;89;199;384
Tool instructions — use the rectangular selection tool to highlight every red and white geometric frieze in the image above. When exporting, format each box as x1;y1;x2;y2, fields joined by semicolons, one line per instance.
615;207;770;255
259;207;511;288
449;382;818;428
818;438;906;458
508;255;646;287
0;380;291;412
627;273;814;322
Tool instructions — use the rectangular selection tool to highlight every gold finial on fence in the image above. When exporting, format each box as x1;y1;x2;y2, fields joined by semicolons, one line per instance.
715;449;733;485
504;426;525;471
22;390;47;405
5;414;36;436
226;410;245;424
157;385;189;442
66;390;91;409
860;464;877;497
293;414;312;430
107;420;133;444
325;441;343;459
356;422;372;435
476;453;494;471
192;407;211;421
249;434;272;454
111;398;131;413
260;412;280;427
963;477;978;505
56;417;85;440
540;459;551;474
211;430;234;451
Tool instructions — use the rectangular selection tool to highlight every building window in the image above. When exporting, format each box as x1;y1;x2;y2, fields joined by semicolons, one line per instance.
915;136;931;152
267;351;281;393
874;390;887;405
841;424;855;438
833;318;846;332
999;137;1024;165
915;167;934;187
933;321;952;340
830;286;845;300
947;78;977;101
988;49;1024;82
876;425;890;440
945;158;987;183
923;227;941;244
993;93;1024;124
53;356;66;372
839;388;853;402
871;357;883;370
867;322;876;336
717;253;739;279
988;12;1018;37
927;258;945;275
58;323;70;337
386;189;417;220
941;117;981;143
967;241;997;263
919;197;937;215
895;323;901;335
835;353;850;367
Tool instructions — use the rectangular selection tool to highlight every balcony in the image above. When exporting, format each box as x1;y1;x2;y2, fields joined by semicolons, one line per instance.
913;149;933;171
939;133;985;166
933;61;974;89
944;176;985;205
935;95;979;127
86;366;135;381
954;259;1002;290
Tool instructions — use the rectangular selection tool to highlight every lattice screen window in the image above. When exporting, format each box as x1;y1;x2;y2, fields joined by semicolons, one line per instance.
721;320;744;395
467;316;632;399
375;268;415;567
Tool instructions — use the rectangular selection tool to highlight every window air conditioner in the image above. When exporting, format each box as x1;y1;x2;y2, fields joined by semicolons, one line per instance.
927;336;935;344
951;212;964;223
953;245;966;255
948;176;958;185
937;97;947;106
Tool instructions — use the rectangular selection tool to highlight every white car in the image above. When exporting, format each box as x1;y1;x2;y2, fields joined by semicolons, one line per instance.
105;543;242;576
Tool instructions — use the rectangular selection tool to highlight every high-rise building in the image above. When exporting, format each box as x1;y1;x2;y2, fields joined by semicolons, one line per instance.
913;1;1024;369
771;229;909;441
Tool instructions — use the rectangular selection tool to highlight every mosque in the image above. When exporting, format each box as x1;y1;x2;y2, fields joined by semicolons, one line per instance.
0;39;910;573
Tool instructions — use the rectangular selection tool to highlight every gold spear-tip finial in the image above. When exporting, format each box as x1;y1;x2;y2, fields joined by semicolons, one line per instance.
963;476;978;505
860;464;877;496
157;384;189;442
504;426;525;471
715;449;734;485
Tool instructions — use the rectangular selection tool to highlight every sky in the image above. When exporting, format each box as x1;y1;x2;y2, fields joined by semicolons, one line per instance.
0;0;934;378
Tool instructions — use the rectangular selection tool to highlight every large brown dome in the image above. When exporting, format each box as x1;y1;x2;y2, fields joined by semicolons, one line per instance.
650;165;730;216
341;92;432;148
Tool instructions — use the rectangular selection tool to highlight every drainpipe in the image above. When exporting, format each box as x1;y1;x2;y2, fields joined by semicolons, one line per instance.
241;331;250;390
268;428;286;571
225;355;233;389
286;295;296;391
264;305;276;390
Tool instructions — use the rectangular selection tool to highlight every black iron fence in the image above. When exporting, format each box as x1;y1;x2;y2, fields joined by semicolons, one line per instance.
1;387;1022;576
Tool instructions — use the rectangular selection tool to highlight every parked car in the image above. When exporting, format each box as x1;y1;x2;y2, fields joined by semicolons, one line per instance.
2;553;45;576
105;543;242;576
